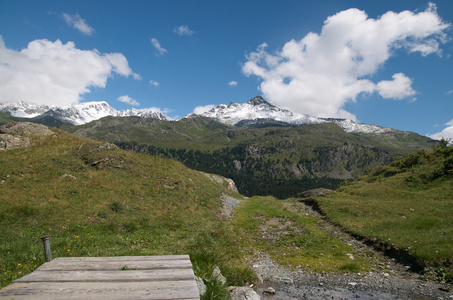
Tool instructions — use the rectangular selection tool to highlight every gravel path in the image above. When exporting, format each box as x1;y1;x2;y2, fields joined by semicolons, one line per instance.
221;195;452;299
253;252;452;299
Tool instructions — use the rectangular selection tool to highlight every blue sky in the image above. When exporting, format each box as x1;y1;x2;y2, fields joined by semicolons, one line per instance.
0;0;452;139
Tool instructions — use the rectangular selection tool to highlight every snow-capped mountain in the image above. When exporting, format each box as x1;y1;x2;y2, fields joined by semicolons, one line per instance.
0;101;172;125
185;96;394;134
185;96;322;126
0;101;52;118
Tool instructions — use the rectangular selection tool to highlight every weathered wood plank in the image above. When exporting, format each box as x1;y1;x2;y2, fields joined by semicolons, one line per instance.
0;255;200;299
44;255;190;262
36;258;193;271
14;268;196;283
0;281;199;300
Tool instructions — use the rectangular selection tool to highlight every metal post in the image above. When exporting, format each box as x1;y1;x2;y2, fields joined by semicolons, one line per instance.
41;235;52;262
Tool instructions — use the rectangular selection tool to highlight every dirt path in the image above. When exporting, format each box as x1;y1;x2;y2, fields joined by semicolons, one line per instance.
248;201;453;299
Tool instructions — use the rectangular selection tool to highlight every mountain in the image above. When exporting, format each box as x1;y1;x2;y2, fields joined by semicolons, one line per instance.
64;112;436;198
185;96;321;126
2;96;437;198
185;96;393;135
0;101;172;125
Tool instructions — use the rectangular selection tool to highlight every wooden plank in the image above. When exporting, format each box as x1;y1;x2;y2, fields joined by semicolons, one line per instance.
44;255;190;262
0;255;200;299
0;281;199;300
14;268;196;283
36;258;193;271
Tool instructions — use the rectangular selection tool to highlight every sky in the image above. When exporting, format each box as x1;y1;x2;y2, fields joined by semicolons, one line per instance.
0;0;452;139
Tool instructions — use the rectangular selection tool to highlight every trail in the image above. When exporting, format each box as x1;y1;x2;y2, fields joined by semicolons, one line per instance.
242;200;452;299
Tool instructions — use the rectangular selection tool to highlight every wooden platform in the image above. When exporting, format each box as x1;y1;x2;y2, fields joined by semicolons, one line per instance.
0;255;200;299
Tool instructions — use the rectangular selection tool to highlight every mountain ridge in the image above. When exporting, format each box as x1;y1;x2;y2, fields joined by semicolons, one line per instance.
1;96;411;136
0;101;172;125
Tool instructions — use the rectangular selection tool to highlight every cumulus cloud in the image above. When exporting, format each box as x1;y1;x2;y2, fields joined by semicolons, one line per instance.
377;73;416;99
61;13;94;35
428;119;453;141
118;95;140;106
174;25;194;36
193;104;215;114
242;4;449;119
150;38;167;56
228;81;238;87
149;80;159;87
0;37;140;107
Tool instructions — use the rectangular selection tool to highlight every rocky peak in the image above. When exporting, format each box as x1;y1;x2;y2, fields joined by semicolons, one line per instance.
246;96;272;106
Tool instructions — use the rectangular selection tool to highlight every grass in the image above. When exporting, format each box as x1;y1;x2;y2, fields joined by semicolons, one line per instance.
0;130;253;294
3;126;449;298
315;144;453;281
233;196;369;274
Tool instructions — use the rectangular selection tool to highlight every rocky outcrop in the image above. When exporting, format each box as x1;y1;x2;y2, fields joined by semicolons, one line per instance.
0;122;54;137
0;122;55;151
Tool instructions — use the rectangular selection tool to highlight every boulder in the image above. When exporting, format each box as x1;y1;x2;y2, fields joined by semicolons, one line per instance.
229;286;261;300
0;134;31;150
0;122;54;136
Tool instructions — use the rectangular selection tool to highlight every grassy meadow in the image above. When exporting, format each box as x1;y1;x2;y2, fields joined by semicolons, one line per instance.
0;128;375;298
0;130;253;296
315;143;453;282
1;127;452;299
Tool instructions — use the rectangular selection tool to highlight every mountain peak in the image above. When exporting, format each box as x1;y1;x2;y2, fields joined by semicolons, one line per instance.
246;96;271;106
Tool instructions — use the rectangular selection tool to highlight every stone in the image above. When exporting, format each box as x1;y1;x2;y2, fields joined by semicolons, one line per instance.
263;287;276;295
229;286;261;300
0;134;31;150
0;122;54;137
211;266;227;285
195;276;206;296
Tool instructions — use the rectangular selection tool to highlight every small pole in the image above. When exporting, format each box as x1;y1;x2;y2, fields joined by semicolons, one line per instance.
41;235;52;262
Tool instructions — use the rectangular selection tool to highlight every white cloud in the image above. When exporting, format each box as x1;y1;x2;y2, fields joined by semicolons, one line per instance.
149;80;159;87
150;38;167;56
377;73;416;99
118;95;140;106
428;119;453;141
174;25;194;36
0;37;140;107
447;90;453;95
242;5;449;119
193;105;215;114
61;13;94;35
228;81;238;87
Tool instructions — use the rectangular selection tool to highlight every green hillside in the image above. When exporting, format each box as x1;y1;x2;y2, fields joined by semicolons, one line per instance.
65;116;436;198
0;111;26;125
0;127;249;293
312;141;453;282
2;124;380;297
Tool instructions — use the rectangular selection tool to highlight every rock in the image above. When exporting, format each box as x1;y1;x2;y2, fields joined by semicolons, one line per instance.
0;134;31;150
0;122;54;137
195;276;206;296
211;266;227;285
0;122;55;151
229;286;261;300
202;172;239;193
263;287;276;295
90;143;119;152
